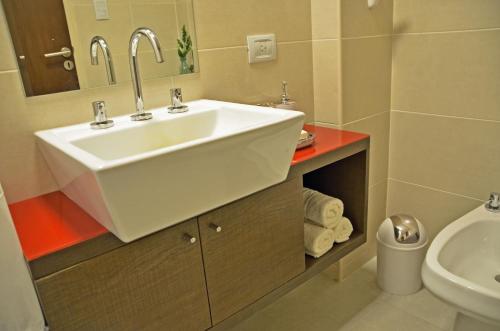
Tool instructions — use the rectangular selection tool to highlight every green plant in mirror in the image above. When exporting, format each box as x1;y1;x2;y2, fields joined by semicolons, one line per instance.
177;25;194;74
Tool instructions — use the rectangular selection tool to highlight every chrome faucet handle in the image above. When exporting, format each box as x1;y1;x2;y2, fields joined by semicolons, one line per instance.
168;88;189;113
90;101;114;129
485;192;500;212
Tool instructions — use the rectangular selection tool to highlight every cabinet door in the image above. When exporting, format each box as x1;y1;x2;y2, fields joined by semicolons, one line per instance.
199;177;305;324
36;219;211;331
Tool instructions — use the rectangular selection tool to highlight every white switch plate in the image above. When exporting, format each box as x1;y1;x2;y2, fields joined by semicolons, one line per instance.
247;34;276;64
93;0;110;20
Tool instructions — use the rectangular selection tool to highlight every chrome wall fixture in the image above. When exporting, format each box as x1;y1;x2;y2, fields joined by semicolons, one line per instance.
90;36;116;85
129;27;165;121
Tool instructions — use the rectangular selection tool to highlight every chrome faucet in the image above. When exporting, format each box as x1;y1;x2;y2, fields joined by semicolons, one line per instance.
90;36;116;85
129;27;164;121
485;192;500;212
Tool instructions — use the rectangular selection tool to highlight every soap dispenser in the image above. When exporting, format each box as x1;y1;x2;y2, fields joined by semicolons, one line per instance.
275;81;297;110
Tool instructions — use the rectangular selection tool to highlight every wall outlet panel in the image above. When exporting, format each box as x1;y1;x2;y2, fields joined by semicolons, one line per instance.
93;0;110;20
247;34;277;64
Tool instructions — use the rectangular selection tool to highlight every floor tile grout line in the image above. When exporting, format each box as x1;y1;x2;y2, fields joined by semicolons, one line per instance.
381;296;453;331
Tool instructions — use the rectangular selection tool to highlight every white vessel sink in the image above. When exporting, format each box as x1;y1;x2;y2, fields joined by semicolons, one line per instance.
36;100;304;242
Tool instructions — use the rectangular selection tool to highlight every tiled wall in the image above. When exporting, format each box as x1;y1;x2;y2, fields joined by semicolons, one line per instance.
311;0;393;277
339;0;392;275
0;0;314;203
311;0;341;125
388;0;500;239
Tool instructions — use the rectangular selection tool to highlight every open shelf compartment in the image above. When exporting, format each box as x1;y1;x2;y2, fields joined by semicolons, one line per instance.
302;150;368;270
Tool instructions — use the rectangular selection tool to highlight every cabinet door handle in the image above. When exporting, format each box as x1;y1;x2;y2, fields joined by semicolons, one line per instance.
209;223;222;233
183;234;197;244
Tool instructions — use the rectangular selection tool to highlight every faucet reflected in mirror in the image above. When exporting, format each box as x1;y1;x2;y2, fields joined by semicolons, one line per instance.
1;0;199;97
90;36;116;86
129;27;165;121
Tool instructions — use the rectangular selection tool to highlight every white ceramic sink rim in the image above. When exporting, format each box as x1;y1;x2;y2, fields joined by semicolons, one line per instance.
36;99;300;171
422;204;500;323
35;99;305;242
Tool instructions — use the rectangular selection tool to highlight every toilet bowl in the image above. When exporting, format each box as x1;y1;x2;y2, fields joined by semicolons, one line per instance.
422;204;500;330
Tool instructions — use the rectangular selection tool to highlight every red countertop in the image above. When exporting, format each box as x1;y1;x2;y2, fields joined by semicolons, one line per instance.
292;125;368;165
10;125;368;261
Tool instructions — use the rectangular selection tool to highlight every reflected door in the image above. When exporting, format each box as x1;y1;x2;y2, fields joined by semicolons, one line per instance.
2;0;79;96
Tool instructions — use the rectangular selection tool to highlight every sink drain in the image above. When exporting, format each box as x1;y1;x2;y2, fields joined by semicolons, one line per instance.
495;275;500;283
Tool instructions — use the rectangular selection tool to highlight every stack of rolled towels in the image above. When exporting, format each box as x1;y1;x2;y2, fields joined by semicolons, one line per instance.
303;188;354;258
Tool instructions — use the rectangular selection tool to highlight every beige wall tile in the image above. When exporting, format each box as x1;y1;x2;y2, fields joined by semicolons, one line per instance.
193;0;312;49
392;30;500;121
173;42;315;122
342;36;392;123
340;180;388;278
343;111;390;187
387;179;481;240
394;0;500;34
312;40;340;124
341;0;393;38
0;4;16;71
389;111;500;201
311;0;339;40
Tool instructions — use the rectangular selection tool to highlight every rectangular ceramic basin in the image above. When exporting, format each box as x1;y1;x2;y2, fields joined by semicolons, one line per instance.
36;100;304;242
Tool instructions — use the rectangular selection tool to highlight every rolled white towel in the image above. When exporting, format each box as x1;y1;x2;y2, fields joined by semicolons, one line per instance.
332;217;354;243
303;188;344;229
304;222;335;258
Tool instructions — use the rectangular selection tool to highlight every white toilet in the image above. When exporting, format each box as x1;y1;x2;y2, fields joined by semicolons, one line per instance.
422;203;500;331
0;185;46;331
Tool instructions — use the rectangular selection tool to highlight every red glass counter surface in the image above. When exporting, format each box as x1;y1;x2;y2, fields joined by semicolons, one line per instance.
10;125;369;261
292;125;368;165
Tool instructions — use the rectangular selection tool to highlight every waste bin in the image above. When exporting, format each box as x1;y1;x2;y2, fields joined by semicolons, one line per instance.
376;214;428;295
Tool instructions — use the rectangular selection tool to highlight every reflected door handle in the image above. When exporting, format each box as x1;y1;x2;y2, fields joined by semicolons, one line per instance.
44;47;72;58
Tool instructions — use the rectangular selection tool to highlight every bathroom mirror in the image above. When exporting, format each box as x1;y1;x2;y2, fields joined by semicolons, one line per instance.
1;0;199;97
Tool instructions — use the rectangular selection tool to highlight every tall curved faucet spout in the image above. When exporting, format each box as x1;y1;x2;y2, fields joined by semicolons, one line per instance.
129;27;165;121
90;36;116;85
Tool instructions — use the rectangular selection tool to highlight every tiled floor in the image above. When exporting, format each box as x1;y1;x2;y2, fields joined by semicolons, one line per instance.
230;258;457;331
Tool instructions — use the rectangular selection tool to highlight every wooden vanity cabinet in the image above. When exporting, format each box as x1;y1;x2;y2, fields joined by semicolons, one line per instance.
198;177;305;325
36;219;211;331
35;178;305;330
